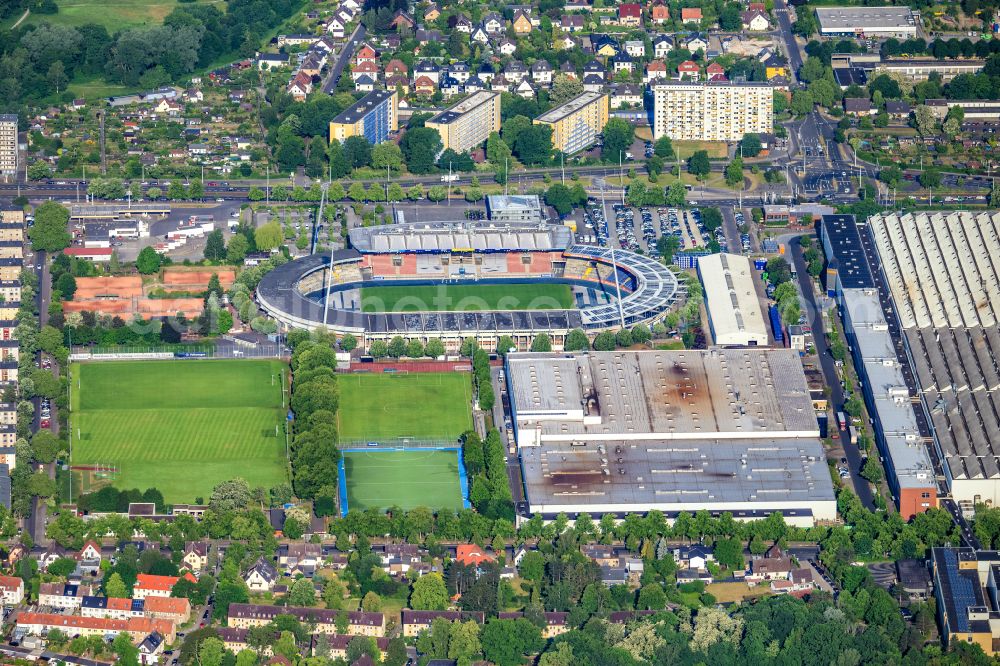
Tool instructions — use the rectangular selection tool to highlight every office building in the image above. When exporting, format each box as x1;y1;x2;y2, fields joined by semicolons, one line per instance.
653;82;773;142
875;59;984;83
0;116;16;178
485;195;544;223
932;547;1000;655
533;92;609;155
504;349;837;525
328;90;398;144
425;91;501;154
815;7;918;38
697;253;768;346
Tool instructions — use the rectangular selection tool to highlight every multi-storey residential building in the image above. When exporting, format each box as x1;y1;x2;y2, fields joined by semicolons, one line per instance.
0;116;15;178
328;90;398;144
228;604;386;637
653;81;773;142
533;92;609;155
425;91;501;154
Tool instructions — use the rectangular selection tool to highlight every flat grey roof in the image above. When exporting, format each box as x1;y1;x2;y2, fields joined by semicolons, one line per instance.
428;91;499;126
535;92;607;124
868;211;1000;483
841;288;935;490
331;90;394;126
519;436;835;513
486;195;541;213
507;349;820;439
815;6;915;30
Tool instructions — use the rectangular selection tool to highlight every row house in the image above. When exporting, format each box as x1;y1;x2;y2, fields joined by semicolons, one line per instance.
499;611;569;638
17;613;175;643
401;610;485;637
228;604;386;637
39;582;93;611
81;595;190;625
133;573;195;600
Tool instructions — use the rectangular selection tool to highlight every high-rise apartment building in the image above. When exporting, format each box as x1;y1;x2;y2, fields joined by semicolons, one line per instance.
0;116;17;179
533;92;609;155
653;82;772;142
328;90;398;145
425;91;501;154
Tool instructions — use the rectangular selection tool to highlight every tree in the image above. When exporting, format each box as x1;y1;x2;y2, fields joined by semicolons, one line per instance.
725;157;744;187
340;333;358;352
113;631;140;666
369;340;388;358
425;338;445;358
55;272;77;300
27;161;52;181
665;180;686;207
106;572;129;598
739;133;762;158
701;208;723;233
602;118;635;162
914;105;937;136
531;334;552;352
387;336;406;358
361;591;382;611
480;618;544;666
919;169;941;188
28;201;71;252
135;246;161;274
343;136;373;169
766;257;792;285
862;456;884;484
227;234;249;264
513;125;553;166
371;141;404;171
204;229;226;261
288;578;316;607
654;135;674;159
791;89;815;116
565;328;589;351
401;127;443;174
687;150;711;180
448;620;482;663
411;572;449;610
198;637;225;666
254;221;283;252
188;180;204;201
209;478;252;512
550;74;584;104
545;183;575;217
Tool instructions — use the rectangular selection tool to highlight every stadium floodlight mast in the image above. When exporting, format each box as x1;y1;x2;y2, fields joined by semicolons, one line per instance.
599;184;626;329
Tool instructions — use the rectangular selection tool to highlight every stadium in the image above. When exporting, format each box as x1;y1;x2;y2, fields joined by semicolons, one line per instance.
256;221;683;351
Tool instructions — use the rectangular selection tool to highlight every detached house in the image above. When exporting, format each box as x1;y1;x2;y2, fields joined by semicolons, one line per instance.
244;557;279;593
354;43;377;65
453;14;473;32
618;3;642;27
482;12;505;35
645;60;668;83
650;2;670;23
385;59;408;78
182;542;209;573
680;7;702;24
677;60;700;80
742;9;770;31
560;15;585;32
652;34;674;58
0;576;24;605
513;10;534;34
531;60;554;85
747;546;794;586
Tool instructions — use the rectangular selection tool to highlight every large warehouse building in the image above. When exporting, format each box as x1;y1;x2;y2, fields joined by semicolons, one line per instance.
504;349;837;525
815;6;918;38
697;253;768;346
868;210;1000;510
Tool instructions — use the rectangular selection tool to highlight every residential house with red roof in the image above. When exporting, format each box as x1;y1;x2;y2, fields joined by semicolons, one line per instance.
354;44;377;66
455;545;496;567
0;575;23;605
650;2;670;23
681;7;702;24
618;3;642;27
677;60;701;80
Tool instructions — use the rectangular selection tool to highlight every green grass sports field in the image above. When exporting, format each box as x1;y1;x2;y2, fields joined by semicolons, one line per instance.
336;373;473;442
33;0;224;30
342;449;465;512
71;359;288;502
360;283;575;313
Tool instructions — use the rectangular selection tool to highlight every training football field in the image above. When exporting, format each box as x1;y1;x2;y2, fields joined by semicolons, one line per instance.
70;359;288;502
360;283;575;312
336;372;473;441
341;449;466;512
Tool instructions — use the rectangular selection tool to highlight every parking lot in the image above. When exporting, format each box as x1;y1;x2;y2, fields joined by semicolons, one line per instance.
576;201;714;256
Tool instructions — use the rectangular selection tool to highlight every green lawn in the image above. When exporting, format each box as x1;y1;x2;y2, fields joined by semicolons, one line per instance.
336;373;472;442
71;359;288;502
342;449;465;512
38;0;225;30
360;283;575;313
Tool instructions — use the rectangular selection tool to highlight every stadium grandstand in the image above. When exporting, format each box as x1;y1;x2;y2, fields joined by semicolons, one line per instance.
255;222;682;352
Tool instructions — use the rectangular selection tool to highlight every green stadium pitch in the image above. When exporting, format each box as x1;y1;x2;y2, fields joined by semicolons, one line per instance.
359;283;575;312
70;359;289;503
336;372;473;442
338;448;469;514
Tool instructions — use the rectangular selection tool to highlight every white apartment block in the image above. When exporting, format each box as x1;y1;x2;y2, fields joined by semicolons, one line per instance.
653;82;773;142
0;116;16;178
426;91;501;154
